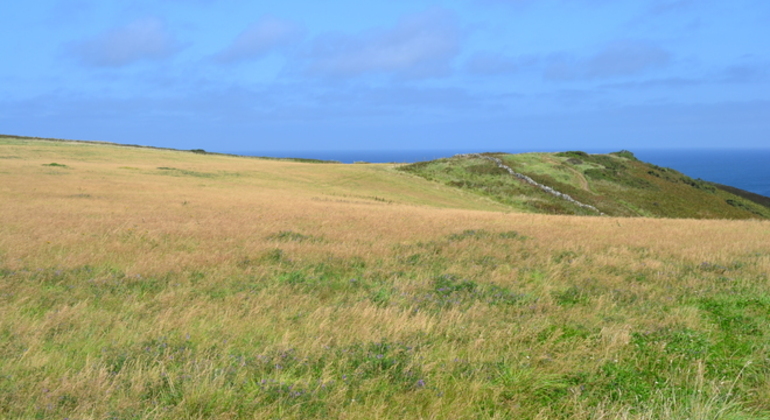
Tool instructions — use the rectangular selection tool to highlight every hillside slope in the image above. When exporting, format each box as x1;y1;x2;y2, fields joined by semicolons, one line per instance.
2;136;770;419
0;135;510;212
398;150;770;219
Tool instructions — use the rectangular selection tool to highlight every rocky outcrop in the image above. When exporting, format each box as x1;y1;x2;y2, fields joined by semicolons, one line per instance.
458;154;605;215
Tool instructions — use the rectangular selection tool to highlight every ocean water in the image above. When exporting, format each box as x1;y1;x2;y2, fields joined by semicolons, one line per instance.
634;149;770;198
236;149;484;164
235;149;770;198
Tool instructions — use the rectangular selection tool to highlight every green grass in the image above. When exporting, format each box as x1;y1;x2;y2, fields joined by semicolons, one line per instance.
399;154;598;215
2;232;770;419
398;151;770;219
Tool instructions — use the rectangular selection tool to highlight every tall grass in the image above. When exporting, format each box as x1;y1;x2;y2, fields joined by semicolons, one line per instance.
2;137;770;419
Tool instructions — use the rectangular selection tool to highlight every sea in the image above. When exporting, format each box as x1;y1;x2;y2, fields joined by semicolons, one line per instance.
232;149;770;198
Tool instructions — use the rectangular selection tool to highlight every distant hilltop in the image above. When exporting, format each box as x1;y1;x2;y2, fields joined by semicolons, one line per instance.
3;134;767;219
398;150;770;219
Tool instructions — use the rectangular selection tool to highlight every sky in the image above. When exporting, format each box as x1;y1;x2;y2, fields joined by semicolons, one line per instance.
1;0;769;153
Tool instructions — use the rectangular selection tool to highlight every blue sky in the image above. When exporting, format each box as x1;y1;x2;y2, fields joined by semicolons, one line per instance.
2;0;769;152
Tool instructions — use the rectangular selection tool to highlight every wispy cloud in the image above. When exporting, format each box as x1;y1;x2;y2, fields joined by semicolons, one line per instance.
303;7;462;79
69;17;181;67
722;60;769;84
600;77;701;91
474;0;615;7
46;0;93;26
214;15;303;63
545;40;670;80
465;52;520;75
648;0;695;15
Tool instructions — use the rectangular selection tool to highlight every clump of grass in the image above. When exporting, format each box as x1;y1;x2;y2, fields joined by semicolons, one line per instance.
447;229;525;241
156;166;214;178
447;229;492;241
551;285;589;306
267;230;323;243
404;274;529;311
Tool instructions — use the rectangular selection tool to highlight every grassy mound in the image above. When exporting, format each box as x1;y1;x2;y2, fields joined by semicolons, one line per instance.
398;150;770;219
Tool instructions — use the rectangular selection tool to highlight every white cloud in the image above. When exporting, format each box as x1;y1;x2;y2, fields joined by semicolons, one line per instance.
545;40;670;80
70;17;181;67
305;8;462;79
214;16;303;63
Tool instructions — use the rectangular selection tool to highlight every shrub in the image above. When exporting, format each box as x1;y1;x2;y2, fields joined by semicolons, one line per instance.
610;150;638;160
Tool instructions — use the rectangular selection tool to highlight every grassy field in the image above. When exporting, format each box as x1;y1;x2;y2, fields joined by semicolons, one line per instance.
2;136;770;419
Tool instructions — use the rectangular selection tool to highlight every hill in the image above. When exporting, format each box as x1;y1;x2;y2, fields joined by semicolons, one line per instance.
398;150;770;219
2;136;770;419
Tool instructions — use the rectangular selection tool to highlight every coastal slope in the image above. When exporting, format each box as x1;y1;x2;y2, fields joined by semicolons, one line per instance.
398;150;770;219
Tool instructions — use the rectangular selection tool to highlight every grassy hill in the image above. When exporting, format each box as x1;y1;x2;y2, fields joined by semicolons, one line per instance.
398;150;770;219
2;136;770;419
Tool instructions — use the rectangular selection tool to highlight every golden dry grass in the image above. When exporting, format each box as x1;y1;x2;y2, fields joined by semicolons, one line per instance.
2;137;770;419
2;138;767;272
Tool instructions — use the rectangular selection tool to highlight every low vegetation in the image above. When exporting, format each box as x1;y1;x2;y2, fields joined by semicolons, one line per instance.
2;136;770;419
399;151;770;218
